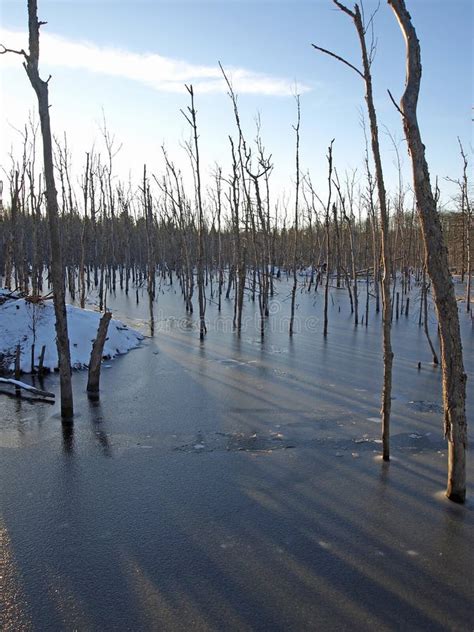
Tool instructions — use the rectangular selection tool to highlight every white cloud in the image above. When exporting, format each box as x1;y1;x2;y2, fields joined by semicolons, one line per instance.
0;27;310;96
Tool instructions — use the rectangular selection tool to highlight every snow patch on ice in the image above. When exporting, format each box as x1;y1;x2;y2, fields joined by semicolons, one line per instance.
0;294;144;373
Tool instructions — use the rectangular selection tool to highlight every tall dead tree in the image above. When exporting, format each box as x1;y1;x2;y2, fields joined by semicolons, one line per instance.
79;151;90;308
182;85;206;340
388;0;467;502
220;64;250;336
289;95;301;336
334;169;358;324
421;267;439;366
1;0;74;418
213;168;224;312
323;141;334;338
456;139;471;312
313;0;393;460
143;165;155;336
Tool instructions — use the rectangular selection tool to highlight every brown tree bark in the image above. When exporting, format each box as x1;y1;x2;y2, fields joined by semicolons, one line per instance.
289;96;301;336
388;0;467;502
87;311;112;395
183;85;206;341
323;141;334;338
2;1;74;417
313;1;393;460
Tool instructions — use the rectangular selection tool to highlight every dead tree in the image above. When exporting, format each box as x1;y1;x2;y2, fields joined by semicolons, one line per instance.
450;139;472;313
87;310;112;396
334;169;358;324
1;0;74;418
142;165;155;336
220;65;250;336
213;168;224;312
388;0;467;502
289;95;301;336
313;0;393;460
79;151;90;308
362;120;381;314
421;268;439;365
323;142;334;338
182;85;206;340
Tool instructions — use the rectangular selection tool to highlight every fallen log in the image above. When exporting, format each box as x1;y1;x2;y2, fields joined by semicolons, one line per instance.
0;377;55;399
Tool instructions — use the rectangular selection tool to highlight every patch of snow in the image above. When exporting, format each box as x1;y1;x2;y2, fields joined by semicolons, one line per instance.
0;294;143;373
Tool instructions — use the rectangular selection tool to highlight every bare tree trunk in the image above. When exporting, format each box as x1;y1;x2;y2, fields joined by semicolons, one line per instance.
143;165;155;336
79;151;90;309
15;1;74;418
334;170;358;325
457;140;472;312
87;311;112;396
465;193;471;313
314;1;393;460
347;216;358;324
353;6;393;462
422;268;439;365
183;85;206;340
323;141;334;338
289;97;301;336
215;169;224;312
389;0;467;502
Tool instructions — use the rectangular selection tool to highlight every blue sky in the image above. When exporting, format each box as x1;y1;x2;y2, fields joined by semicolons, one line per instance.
0;0;472;205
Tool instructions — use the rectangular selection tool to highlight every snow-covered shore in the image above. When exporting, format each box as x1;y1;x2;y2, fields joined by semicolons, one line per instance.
0;290;143;373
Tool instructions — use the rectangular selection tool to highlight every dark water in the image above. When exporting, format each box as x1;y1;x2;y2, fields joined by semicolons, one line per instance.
1;278;473;631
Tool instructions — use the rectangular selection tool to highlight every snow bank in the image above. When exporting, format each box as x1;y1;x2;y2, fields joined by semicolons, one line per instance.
0;295;143;373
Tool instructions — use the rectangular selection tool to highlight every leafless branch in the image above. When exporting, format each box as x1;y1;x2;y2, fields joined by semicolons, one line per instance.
0;43;29;60
332;0;356;19
311;44;364;79
387;88;405;118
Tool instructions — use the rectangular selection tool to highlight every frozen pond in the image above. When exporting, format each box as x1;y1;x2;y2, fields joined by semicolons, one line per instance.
1;277;473;631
